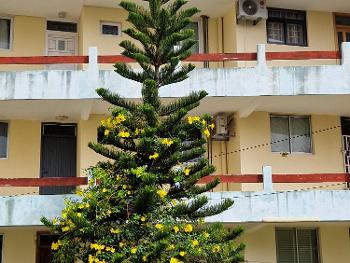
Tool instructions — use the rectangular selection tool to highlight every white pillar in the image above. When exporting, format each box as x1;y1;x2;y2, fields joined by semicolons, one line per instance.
341;42;350;68
256;44;267;68
88;46;98;73
263;165;273;192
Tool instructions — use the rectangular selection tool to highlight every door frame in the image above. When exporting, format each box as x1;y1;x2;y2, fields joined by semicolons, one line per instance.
333;12;350;51
36;231;60;263
39;123;77;194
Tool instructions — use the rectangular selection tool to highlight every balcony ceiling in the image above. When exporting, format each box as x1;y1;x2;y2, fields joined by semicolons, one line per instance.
0;0;234;20
1;0;350;20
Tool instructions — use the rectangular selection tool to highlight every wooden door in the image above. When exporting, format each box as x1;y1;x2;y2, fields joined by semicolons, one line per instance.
40;123;77;195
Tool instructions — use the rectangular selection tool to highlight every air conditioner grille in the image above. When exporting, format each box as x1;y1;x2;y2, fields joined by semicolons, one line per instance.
243;0;258;16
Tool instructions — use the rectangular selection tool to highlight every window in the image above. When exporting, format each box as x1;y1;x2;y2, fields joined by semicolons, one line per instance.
47;21;77;33
270;115;311;153
267;8;307;46
0;122;8;158
0;17;12;50
0;234;3;263
276;228;320;263
101;22;121;36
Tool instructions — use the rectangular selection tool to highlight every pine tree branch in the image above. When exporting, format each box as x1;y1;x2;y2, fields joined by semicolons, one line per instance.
88;142;127;160
191;198;234;218
159;91;208;116
96;88;138;111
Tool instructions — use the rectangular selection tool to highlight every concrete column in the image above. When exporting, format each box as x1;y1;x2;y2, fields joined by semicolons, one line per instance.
262;165;273;192
341;42;350;68
256;44;267;68
87;47;99;95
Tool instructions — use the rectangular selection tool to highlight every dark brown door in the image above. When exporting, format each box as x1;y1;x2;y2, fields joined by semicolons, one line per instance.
40;123;77;195
36;233;59;263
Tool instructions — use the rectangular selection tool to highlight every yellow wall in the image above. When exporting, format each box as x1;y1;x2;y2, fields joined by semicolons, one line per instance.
238;112;343;174
77;115;106;176
79;6;130;56
1;227;38;263
0;120;41;195
222;5;338;67
243;224;350;263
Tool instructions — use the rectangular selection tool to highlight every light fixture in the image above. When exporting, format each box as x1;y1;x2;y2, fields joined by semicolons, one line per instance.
55;115;69;121
58;11;67;19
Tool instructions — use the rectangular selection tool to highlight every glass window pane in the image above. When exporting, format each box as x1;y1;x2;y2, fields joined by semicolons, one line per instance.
335;15;350;27
0;122;8;158
102;24;119;36
271;116;290;152
297;229;319;263
267;21;285;44
185;22;199;54
286;23;305;46
276;229;298;263
0;18;11;49
290;117;311;153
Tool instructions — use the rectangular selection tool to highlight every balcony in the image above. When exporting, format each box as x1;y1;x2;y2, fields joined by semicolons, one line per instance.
1;169;350;226
1;44;350;119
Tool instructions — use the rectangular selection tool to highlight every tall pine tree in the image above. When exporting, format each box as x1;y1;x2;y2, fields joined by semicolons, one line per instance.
42;1;244;262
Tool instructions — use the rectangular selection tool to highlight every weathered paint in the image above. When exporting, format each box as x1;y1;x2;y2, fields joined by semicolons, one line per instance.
1;44;350;100
1;190;350;226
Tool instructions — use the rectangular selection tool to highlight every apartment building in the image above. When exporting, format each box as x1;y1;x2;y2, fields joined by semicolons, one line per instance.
1;0;350;262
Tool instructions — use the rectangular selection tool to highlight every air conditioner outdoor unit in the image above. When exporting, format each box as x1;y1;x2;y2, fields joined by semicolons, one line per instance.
237;0;268;24
212;113;229;140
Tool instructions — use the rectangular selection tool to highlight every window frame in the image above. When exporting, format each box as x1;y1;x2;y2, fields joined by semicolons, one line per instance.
275;228;320;263
0;234;3;263
0;16;13;51
267;7;308;47
270;114;313;154
0;121;9;159
100;21;122;37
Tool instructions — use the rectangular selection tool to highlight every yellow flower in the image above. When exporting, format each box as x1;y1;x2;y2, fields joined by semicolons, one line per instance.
155;223;164;231
135;128;145;135
187;116;193;124
140;216;146;222
106;247;115;253
173;225;179;234
184;168;191;176
110;228;120;234
157;189;167;199
102;188;107;193
131;247;138;254
118;131;130;138
62;226;70;232
161;138;174;147
201;119;207;125
170;258;183;263
119;242;126;248
203;232;210;238
191;239;199;247
142;255;148;262
104;129;110;136
149;152;159;160
167;244;175;251
52;218;58;225
203;128;210;138
61;212;67;219
77;213;82;218
51;241;60;250
212;245;221;253
184;224;193;233
208;123;215;130
115;113;126;123
193;116;200;122
171;199;177;205
90;243;105;251
179;251;186;257
85;203;90;208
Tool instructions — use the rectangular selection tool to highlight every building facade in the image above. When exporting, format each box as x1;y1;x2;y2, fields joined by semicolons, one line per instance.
1;0;350;262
